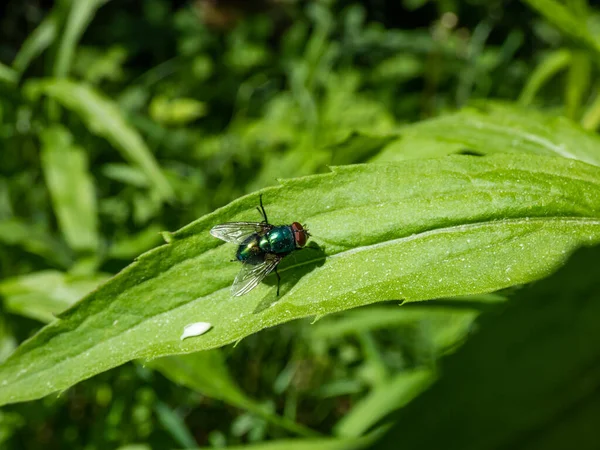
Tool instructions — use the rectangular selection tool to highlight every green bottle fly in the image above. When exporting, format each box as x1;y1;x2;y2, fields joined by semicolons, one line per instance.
210;195;309;296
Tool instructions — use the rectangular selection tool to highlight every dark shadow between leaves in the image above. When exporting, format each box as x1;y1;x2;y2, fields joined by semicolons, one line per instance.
253;242;326;314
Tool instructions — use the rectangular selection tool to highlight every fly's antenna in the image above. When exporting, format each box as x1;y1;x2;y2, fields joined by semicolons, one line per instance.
256;194;269;224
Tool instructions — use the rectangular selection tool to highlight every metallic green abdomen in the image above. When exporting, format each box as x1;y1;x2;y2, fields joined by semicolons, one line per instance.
263;226;295;254
236;235;265;265
236;226;296;265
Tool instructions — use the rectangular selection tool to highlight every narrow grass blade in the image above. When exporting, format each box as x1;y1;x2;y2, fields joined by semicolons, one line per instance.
53;0;107;78
12;12;58;75
518;49;571;105
0;62;17;86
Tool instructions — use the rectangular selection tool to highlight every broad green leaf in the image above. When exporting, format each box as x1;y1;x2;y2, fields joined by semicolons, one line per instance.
40;125;99;252
25;79;174;200
12;11;58;75
53;0;107;78
372;244;600;450
0;270;109;323
519;49;572;105
334;369;433;438
148;353;319;437
2;154;600;405
521;0;600;54
374;102;600;166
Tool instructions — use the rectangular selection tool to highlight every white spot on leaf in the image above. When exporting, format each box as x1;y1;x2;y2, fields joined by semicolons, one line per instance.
180;322;212;341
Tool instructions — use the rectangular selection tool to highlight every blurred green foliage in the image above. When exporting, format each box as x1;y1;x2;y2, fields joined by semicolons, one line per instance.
1;0;600;448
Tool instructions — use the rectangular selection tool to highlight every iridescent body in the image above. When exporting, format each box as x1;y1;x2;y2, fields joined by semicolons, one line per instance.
236;225;301;263
210;196;309;296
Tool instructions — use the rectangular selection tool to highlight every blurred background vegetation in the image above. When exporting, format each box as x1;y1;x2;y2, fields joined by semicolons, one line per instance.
1;0;599;448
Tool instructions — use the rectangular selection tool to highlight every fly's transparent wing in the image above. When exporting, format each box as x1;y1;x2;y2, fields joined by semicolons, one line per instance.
231;254;281;296
210;222;270;244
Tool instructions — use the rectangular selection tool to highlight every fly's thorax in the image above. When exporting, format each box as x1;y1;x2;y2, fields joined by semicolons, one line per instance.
264;226;296;254
236;234;265;265
258;234;271;252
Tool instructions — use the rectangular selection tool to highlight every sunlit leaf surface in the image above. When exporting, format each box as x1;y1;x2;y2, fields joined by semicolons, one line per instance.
1;154;600;404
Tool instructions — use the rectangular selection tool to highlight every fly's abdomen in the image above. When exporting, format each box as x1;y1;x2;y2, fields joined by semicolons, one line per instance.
236;235;265;265
265;226;296;254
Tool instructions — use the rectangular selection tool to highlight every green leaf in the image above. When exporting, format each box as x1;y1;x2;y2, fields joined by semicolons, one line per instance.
146;352;251;408
521;0;600;54
148;352;320;437
0;315;16;364
372;243;600;450
565;51;591;119
12;11;58;75
374;102;600;166
154;401;197;449
309;302;496;343
582;88;600;131
0;270;109;323
329;132;399;166
53;0;107;78
0;219;72;268
0;62;17;86
519;49;572;105
333;369;433;438
40;125;99;252
195;436;374;450
2;154;600;405
149;95;208;125
25;79;174;200
310;301;498;367
107;225;164;260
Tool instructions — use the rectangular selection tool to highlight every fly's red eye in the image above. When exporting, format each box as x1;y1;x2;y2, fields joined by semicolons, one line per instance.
291;222;307;247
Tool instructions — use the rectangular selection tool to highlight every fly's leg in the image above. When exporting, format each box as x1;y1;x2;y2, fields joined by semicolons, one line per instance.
256;194;269;224
275;266;281;296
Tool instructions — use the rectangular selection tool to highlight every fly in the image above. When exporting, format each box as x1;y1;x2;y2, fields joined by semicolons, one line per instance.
210;195;310;296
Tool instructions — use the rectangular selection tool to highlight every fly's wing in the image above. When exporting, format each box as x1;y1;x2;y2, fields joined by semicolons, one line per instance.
210;222;270;244
231;254;281;297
